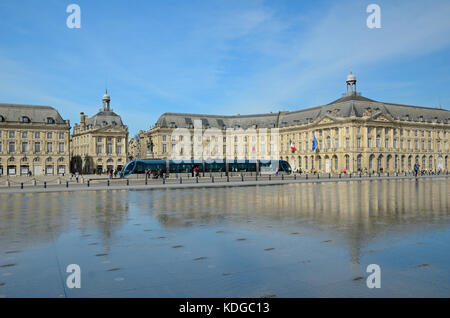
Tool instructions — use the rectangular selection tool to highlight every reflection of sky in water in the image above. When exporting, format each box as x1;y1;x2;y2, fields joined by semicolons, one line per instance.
0;178;449;297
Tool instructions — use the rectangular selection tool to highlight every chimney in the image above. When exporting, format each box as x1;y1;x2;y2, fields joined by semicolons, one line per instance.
80;112;85;124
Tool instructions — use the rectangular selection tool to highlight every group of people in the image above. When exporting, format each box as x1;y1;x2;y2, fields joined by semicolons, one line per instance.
145;168;164;179
107;169;120;179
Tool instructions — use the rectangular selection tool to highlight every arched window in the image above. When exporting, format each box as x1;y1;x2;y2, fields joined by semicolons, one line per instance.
22;116;30;123
47;117;55;124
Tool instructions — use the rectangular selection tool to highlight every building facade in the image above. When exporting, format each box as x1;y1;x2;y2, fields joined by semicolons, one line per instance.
142;73;449;173
0;103;71;176
71;92;128;174
128;130;152;161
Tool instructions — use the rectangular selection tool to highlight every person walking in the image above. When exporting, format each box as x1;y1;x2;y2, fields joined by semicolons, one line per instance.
414;162;419;178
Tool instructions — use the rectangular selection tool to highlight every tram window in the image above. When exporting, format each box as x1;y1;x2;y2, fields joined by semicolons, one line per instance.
136;162;145;173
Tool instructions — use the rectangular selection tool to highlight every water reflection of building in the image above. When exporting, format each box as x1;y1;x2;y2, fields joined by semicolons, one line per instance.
0;190;130;251
148;179;449;263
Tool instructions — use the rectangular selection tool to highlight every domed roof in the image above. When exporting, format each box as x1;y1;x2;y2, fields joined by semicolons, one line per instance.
102;92;110;101
346;71;356;83
85;110;124;127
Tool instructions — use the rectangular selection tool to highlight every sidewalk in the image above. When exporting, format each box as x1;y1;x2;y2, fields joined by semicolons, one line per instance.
0;173;448;194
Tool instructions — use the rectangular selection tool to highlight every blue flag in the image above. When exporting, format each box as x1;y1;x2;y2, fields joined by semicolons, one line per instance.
312;136;318;151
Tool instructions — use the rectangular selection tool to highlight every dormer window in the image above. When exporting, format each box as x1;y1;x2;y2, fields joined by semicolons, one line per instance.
47;117;55;124
189;123;194;129
0;115;4;122
170;122;176;128
22;116;30;123
112;121;117;126
102;121;107;126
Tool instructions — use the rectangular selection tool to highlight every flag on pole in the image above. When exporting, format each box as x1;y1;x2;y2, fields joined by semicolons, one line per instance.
312;136;318;151
289;139;296;151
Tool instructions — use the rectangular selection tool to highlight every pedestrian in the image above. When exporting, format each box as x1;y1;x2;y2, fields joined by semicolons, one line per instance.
414;162;419;177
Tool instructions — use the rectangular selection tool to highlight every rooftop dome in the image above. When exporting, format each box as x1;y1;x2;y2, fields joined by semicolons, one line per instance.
346;71;356;83
102;92;110;101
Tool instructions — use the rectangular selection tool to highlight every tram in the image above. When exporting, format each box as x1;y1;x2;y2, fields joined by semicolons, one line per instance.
120;159;292;178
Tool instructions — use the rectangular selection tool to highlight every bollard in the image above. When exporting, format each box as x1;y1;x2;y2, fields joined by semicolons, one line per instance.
256;174;258;181
44;181;47;189
294;174;296;180
212;176;214;183
360;172;362;178
349;173;352;179
227;175;229;182
305;174;308;180
282;174;284;180
317;173;319;179
126;179;129;186
339;173;341;179
21;182;23;189
87;180;90;187
269;175;271;181
241;174;244;182
107;180;110;187
328;173;331;179
196;176;199;183
66;181;69;188
369;173;371;178
163;176;166;184
180;177;182;184
145;178;148;185
387;172;389;177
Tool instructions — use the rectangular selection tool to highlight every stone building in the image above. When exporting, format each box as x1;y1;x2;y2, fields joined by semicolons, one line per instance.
128;130;152;161
0;103;71;176
71;91;128;174
143;73;449;173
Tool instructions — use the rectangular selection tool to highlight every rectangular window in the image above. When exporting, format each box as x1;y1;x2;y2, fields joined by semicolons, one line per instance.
162;135;166;142
96;145;102;154
117;138;122;143
385;139;389;148
47;142;53;153
97;137;102;142
9;131;15;138
22;131;28;138
9;142;15;153
345;138;350;149
0;141;2;153
162;144;167;153
368;138;372;148
35;142;41;153
357;138;361;148
116;145;122;154
59;142;65;153
59;132;64;139
47;132;53;139
35;132;40;139
106;144;112;154
22;142;28;153
394;139;397;149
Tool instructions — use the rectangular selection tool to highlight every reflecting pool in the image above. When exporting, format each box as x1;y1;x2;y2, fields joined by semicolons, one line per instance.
0;178;449;297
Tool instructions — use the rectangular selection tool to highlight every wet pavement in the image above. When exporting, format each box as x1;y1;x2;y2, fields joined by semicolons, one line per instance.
0;178;449;297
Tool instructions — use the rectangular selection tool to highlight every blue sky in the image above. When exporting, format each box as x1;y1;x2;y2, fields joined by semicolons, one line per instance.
1;0;449;137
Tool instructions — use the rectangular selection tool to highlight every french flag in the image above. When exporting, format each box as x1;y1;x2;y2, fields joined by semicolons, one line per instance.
290;139;296;151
